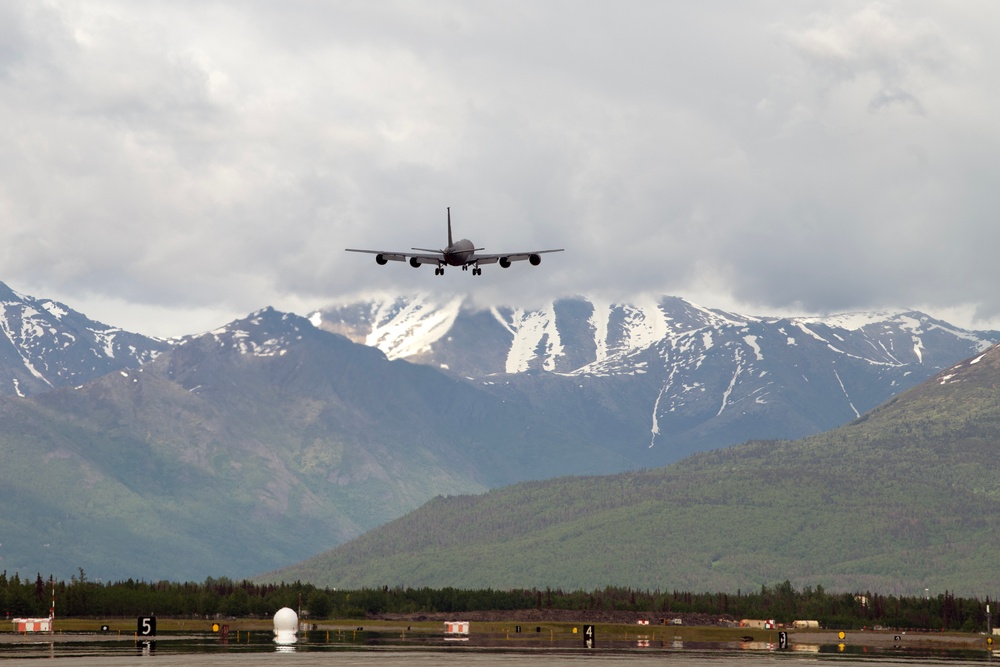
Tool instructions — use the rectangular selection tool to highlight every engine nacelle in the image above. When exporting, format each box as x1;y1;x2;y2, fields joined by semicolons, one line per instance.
499;257;511;268
375;254;388;265
409;257;421;268
529;254;541;266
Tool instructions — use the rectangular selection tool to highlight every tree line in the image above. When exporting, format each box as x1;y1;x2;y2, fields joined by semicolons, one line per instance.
1;570;994;632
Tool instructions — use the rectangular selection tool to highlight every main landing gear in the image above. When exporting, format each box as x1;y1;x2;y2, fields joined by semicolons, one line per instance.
437;264;481;276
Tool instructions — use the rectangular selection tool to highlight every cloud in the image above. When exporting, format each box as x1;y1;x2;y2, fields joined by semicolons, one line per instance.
1;1;999;336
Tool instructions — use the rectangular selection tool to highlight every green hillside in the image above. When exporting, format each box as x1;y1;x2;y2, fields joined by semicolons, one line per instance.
0;310;632;581
265;346;1000;596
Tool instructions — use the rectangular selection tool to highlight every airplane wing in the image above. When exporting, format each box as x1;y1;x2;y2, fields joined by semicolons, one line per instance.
344;248;444;266
345;247;564;271
473;249;564;267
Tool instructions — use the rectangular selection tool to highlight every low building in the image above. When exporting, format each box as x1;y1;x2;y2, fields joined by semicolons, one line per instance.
740;619;775;629
444;621;469;639
793;620;820;629
12;618;51;633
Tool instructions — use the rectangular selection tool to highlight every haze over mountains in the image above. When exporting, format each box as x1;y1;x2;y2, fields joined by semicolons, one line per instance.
270;343;1000;597
315;295;999;463
0;280;997;584
0;301;626;581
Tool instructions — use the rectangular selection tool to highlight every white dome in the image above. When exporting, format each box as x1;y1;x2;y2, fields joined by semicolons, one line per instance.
273;607;298;634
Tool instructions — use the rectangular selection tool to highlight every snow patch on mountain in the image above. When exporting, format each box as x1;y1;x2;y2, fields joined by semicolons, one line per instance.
796;310;899;330
492;305;565;373
619;300;670;355
589;300;612;364
200;309;309;358
366;296;464;360
794;322;830;344
834;369;860;418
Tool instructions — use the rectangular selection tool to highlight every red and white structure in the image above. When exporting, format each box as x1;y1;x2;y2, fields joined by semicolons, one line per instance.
12;580;55;634
12;617;51;633
444;621;470;640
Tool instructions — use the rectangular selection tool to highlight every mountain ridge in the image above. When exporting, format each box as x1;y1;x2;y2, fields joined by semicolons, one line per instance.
314;295;1000;463
0;304;631;580
1;278;999;583
0;282;169;397
264;342;1000;596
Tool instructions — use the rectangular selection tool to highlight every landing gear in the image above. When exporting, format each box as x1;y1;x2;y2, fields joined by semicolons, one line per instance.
435;267;444;276
472;267;482;276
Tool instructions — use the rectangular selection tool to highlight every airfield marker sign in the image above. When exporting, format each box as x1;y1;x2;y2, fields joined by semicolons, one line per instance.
137;616;156;637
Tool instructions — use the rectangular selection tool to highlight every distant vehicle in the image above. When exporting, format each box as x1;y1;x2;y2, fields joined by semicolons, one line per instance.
345;207;564;275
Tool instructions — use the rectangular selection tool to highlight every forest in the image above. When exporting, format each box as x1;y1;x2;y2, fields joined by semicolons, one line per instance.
1;570;994;632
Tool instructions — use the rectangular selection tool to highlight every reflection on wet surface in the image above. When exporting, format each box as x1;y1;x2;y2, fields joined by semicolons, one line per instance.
1;629;999;665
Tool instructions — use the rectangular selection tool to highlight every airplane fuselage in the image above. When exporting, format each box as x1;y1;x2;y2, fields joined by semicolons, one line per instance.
443;239;476;266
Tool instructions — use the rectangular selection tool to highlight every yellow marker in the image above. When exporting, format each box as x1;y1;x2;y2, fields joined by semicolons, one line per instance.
838;631;846;640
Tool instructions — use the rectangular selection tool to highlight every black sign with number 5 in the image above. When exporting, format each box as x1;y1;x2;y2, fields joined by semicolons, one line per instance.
137;616;156;637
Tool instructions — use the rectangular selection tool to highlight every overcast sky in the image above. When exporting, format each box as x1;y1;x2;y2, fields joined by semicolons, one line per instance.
2;1;999;337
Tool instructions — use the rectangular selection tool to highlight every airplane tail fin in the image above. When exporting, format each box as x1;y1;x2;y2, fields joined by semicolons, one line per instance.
447;207;453;248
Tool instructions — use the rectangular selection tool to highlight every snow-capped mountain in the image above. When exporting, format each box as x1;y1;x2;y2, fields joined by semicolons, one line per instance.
313;295;1000;463
2;277;998;579
0;305;629;580
0;281;169;397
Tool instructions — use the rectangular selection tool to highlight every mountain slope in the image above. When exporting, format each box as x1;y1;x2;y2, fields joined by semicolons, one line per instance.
0;308;632;581
265;343;1000;596
315;296;999;464
0;281;168;397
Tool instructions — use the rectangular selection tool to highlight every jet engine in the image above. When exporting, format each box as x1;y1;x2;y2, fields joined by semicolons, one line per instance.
409;257;421;268
499;257;511;268
529;254;541;266
376;254;388;265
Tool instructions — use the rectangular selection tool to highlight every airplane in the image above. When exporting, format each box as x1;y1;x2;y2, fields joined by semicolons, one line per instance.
345;207;564;275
